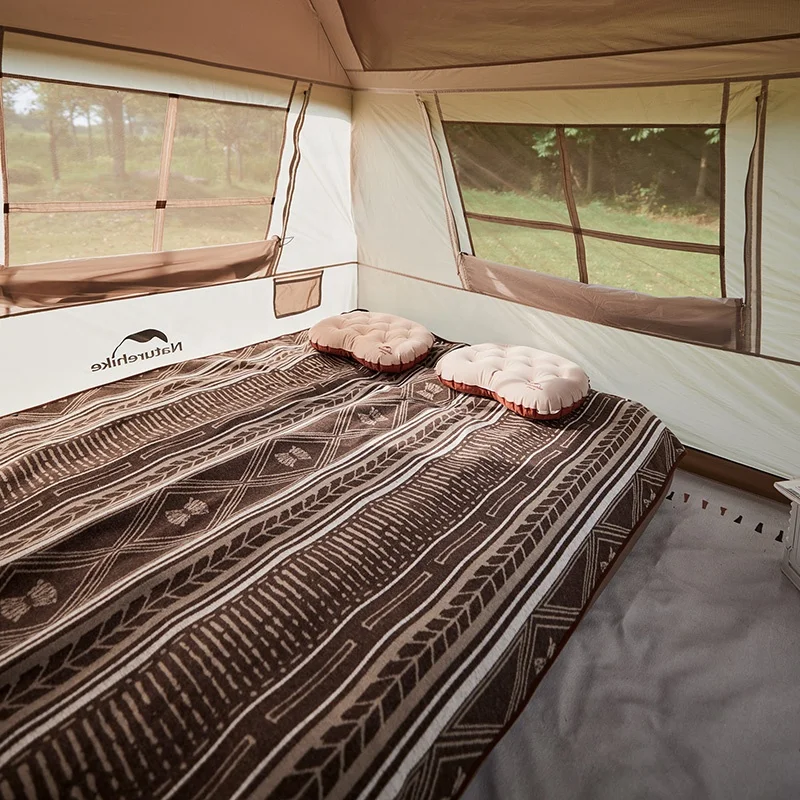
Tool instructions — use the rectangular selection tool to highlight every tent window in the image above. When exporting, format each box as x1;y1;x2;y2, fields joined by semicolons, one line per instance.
3;80;167;205
468;219;579;281
162;206;271;251
449;124;572;225
9;210;155;265
445;122;723;298
1;79;287;267
582;237;721;298
168;98;284;201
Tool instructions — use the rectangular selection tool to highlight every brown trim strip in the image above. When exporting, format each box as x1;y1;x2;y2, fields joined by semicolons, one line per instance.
417;94;462;268
435;92;475;256
166;197;274;209
468;214;575;235
358;263;800;368
152;208;166;252
578;227;721;256
153;94;179;251
0;72;293;111
754;80;768;355
1;26;352;90
556;126;587;282
682;446;789;504
0;75;10;270
266;81;297;238
719;81;730;298
743;81;769;353
275;85;313;274
466;212;721;256
7;197;275;213
355;77;733;95
0;31;11;317
9;201;155;212
439;120;721;130
275;260;356;277
349;32;800;74
352;68;800;96
274;266;334;281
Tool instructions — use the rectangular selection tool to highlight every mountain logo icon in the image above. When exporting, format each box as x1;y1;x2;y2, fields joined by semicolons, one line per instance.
91;328;183;373
112;329;169;358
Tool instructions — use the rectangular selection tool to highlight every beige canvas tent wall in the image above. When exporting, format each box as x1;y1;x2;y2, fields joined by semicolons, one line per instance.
0;1;798;479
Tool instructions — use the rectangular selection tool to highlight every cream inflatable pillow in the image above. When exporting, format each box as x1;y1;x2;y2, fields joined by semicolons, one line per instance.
309;311;434;373
436;343;589;420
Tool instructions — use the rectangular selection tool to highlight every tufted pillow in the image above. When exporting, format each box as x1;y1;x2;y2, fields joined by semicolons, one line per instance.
309;311;434;373
436;343;590;420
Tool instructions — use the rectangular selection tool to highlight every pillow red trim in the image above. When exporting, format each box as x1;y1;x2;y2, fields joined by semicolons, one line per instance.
438;377;586;420
310;341;431;373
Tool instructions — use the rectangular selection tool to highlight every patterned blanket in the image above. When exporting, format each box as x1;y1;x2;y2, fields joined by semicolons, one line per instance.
0;332;683;799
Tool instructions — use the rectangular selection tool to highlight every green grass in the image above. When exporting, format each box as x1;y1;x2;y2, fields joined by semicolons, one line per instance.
5;126;278;265
5;123;722;296
464;189;721;297
10;206;272;265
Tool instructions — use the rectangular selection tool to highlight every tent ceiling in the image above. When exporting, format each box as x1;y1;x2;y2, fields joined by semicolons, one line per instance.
336;0;800;71
2;1;799;85
0;0;349;85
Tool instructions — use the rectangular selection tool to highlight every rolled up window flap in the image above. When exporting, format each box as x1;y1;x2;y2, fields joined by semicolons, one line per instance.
459;253;743;350
0;237;281;311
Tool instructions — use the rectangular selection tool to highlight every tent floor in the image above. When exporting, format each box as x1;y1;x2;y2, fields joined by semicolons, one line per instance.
465;470;800;800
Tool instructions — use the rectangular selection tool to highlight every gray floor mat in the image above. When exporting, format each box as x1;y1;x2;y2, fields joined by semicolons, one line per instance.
465;469;800;800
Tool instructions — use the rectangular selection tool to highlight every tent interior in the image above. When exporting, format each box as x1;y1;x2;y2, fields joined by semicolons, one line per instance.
0;2;799;798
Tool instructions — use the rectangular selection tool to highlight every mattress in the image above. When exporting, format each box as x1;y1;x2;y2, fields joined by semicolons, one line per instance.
0;332;683;800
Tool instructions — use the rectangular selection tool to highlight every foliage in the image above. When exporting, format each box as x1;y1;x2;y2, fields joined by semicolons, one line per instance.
446;122;722;213
1;79;284;264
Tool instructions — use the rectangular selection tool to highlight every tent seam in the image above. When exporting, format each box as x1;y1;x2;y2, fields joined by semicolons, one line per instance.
415;94;462;279
1;26;352;90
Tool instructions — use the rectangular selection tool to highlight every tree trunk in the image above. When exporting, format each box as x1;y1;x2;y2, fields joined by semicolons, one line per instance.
48;118;61;182
104;95;128;180
103;111;112;156
225;145;232;185
237;144;243;182
86;112;94;160
695;140;709;201
568;161;582;193
586;140;595;198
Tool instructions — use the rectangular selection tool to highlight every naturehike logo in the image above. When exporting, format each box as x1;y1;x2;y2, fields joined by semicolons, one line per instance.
91;329;183;372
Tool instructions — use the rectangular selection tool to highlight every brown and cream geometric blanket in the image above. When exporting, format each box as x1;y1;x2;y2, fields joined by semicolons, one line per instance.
0;332;683;799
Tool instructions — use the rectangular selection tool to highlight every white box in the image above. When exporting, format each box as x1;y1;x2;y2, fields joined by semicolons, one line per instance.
776;479;800;592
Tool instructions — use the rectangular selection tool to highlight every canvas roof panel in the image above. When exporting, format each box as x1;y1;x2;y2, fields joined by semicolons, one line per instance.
337;0;800;72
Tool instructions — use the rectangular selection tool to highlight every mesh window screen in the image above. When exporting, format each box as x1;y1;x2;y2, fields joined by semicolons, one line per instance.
168;98;285;200
446;121;722;297
564;127;721;244
162;206;270;251
445;123;571;225
582;237;721;297
9;211;155;265
469;219;579;280
1;78;288;268
2;79;166;203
